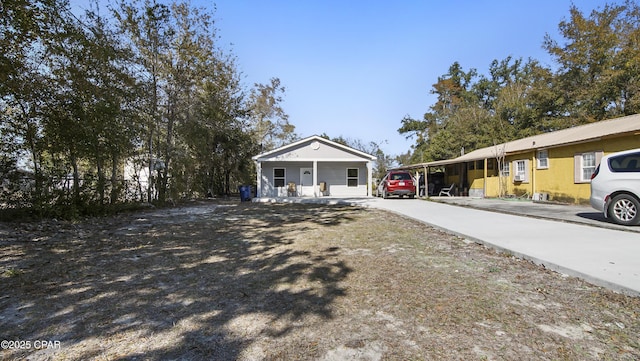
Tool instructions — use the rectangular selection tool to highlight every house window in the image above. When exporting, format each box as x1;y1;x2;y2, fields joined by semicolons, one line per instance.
468;161;475;170
476;160;484;170
574;151;603;183
273;168;285;187
582;152;596;181
537;150;549;169
347;168;358;187
500;162;510;177
514;160;526;181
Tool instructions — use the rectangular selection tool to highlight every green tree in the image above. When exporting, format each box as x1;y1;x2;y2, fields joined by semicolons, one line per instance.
247;78;297;152
398;62;482;163
544;2;640;122
38;2;139;211
0;0;71;209
115;0;173;202
179;52;250;197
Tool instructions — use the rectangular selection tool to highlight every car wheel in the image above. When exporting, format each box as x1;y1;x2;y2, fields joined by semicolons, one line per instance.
608;194;640;225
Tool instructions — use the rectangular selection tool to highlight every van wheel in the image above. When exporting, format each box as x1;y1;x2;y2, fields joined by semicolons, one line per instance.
608;194;640;225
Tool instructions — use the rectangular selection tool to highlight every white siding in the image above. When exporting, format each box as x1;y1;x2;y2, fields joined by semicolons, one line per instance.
318;162;367;197
258;161;369;197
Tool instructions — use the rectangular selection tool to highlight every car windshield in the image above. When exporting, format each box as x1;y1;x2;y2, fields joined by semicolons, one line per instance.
390;173;412;180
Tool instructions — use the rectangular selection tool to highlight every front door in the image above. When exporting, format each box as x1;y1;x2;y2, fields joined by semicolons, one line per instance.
300;168;313;196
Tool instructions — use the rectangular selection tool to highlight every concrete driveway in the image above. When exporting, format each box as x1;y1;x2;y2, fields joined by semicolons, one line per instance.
362;197;640;296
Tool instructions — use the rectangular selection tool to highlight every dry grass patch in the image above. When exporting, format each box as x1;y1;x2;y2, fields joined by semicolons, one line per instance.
1;201;639;360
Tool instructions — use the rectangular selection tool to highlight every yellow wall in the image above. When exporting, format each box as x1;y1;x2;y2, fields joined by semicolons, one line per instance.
446;133;639;203
533;135;640;203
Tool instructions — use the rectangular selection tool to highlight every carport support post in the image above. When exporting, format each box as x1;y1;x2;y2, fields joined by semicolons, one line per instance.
424;165;428;197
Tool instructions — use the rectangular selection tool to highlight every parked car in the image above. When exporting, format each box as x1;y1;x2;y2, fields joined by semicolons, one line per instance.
590;148;640;225
377;171;416;199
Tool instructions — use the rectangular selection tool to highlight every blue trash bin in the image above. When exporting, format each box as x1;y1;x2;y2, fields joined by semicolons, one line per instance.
239;185;251;201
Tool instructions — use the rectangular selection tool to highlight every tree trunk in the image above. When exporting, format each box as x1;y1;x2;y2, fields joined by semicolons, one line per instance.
97;157;105;205
71;153;81;207
110;153;119;204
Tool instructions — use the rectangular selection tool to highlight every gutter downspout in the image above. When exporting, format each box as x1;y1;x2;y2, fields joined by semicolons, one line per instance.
424;165;428;197
532;151;536;198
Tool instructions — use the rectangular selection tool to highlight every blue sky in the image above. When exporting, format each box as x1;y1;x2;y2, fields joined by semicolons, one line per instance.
205;0;609;156
75;0;609;156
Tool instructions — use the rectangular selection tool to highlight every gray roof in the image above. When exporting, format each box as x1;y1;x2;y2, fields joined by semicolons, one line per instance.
398;113;640;169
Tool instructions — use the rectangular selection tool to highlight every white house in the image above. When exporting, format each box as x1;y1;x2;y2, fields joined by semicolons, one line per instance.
252;135;377;198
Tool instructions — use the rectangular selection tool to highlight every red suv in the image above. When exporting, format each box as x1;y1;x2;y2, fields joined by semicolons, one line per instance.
377;171;416;199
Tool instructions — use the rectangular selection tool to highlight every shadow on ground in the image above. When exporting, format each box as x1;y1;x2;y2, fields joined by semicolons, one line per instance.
576;211;609;223
0;202;356;360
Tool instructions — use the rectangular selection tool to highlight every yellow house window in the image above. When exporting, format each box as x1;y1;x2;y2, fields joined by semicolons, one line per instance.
574;151;603;183
512;159;530;182
500;162;510;177
582;153;596;180
515;160;526;181
537;150;549;169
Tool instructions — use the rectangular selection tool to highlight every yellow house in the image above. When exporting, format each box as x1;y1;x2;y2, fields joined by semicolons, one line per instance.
400;114;640;204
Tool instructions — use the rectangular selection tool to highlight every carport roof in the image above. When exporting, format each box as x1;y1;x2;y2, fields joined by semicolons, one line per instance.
394;113;640;170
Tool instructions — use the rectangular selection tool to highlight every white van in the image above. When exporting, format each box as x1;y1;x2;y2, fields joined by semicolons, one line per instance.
590;148;640;225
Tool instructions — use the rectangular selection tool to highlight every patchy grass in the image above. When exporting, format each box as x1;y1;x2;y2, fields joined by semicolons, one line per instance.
1;201;639;360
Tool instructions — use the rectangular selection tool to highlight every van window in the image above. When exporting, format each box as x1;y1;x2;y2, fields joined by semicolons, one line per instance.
609;152;640;173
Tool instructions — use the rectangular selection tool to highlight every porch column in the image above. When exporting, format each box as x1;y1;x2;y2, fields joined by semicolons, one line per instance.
255;161;262;198
367;161;373;197
313;160;318;197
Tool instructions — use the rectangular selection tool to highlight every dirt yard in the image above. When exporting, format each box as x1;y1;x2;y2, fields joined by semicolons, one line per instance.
1;201;639;360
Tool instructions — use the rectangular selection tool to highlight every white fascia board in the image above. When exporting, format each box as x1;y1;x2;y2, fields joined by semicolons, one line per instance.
252;135;377;161
255;157;371;163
